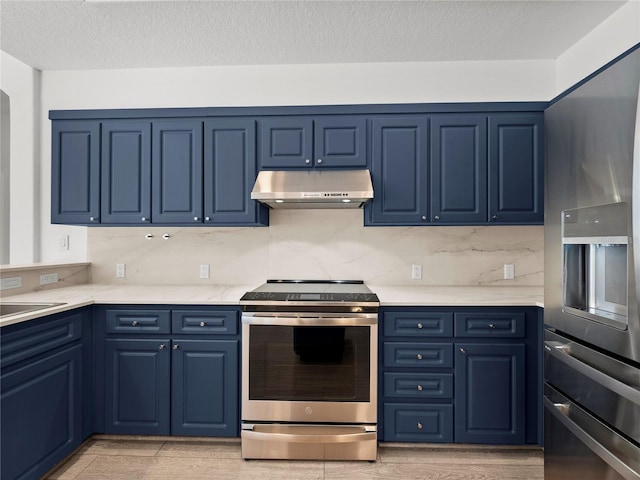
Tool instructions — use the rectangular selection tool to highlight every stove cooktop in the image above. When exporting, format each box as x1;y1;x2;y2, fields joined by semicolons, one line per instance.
240;280;379;303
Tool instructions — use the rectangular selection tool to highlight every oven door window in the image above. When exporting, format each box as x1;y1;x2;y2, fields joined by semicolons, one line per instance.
248;325;370;402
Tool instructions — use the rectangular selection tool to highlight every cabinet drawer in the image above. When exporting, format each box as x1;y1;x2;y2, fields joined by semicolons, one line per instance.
383;311;453;337
383;342;453;368
171;310;238;335
105;309;171;333
454;312;525;338
1;311;83;368
383;372;453;399
383;403;453;442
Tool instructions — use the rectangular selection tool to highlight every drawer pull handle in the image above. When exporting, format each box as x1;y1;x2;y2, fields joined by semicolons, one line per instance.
417;354;423;360
132;320;138;326
200;321;206;327
417;323;423;329
417;422;423;429
159;344;166;350
489;323;496;329
417;385;423;391
173;344;179;350
460;348;466;354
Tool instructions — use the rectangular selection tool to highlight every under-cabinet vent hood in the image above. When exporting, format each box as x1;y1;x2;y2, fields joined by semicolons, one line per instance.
251;169;374;209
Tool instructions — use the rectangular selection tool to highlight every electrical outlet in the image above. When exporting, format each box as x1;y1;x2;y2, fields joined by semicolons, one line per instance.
504;264;515;280
116;263;126;278
411;264;422;280
1;276;22;290
199;264;210;279
40;273;59;285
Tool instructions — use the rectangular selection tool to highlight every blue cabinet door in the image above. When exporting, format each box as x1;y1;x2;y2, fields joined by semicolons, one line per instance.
152;119;203;224
260;117;314;168
260;116;367;169
51;120;100;224
488;113;544;224
367;116;430;225
454;343;525;444
171;339;239;437
101;120;152;224
105;338;171;435
1;345;82;480
431;114;487;224
313;116;367;168
204;118;266;225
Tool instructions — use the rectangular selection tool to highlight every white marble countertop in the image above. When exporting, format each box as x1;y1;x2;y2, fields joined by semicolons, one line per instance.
1;283;543;327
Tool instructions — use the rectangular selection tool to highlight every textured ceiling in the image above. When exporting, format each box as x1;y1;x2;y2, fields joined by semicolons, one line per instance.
0;0;629;71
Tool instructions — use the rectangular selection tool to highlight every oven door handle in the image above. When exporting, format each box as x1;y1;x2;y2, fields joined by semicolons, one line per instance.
242;315;378;326
242;424;377;444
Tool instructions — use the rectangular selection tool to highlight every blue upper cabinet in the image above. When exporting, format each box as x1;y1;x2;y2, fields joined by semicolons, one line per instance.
204;118;267;225
366;116;430;225
101;120;152;224
51;120;101;224
259;116;367;169
152;119;204;224
488;113;544;224
431;114;487;224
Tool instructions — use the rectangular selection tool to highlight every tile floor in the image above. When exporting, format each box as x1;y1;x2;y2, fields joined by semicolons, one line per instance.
44;436;544;480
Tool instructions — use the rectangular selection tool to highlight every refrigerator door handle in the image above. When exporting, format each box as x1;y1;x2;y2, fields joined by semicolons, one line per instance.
544;395;640;480
544;340;640;405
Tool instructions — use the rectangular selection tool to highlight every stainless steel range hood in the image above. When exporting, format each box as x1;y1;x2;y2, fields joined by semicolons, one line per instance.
251;169;374;209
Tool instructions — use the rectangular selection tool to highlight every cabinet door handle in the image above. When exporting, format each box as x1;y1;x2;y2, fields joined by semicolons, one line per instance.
145;234;154;239
421;215;427;221
492;214;498;220
305;159;311;164
460;348;466;354
131;320;138;326
434;215;440;220
205;216;210;222
417;323;423;329
417;354;423;360
173;344;179;350
317;159;323;164
489;323;496;329
417;385;423;391
417;422;423;429
200;321;206;327
193;216;199;222
159;344;166;350
141;216;147;222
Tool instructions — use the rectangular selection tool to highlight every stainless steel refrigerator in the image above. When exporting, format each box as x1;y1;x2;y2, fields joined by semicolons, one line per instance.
544;45;640;480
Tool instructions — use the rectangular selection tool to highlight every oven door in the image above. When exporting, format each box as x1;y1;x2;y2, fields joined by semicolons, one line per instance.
241;313;378;424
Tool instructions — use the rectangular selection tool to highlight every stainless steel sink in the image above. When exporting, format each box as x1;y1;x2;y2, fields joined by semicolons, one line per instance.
0;302;65;318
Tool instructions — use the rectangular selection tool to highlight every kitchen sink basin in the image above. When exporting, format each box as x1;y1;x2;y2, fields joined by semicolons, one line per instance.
0;302;65;318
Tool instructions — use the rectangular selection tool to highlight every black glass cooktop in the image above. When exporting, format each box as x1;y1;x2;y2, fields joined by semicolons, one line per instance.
240;280;379;303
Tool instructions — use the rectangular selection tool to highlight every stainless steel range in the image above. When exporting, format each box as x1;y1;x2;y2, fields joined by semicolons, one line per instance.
239;280;379;461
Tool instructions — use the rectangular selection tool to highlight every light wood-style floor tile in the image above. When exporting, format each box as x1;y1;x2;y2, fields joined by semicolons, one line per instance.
157;440;241;459
43;437;544;480
379;445;543;466
45;454;98;480
80;439;165;457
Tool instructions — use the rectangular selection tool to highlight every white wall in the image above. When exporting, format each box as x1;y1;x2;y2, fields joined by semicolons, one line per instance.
0;52;41;264
39;59;555;263
555;0;640;94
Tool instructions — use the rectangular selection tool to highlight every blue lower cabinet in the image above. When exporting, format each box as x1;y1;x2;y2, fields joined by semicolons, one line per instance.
105;338;171;435
97;305;241;438
383;403;453;442
454;343;526;444
1;345;83;480
171;340;239;437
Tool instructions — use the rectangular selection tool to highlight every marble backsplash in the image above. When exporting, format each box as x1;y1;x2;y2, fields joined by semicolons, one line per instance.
88;210;543;287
